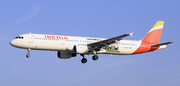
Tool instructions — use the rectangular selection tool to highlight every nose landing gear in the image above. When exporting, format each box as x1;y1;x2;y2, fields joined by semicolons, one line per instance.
26;49;31;58
26;54;30;58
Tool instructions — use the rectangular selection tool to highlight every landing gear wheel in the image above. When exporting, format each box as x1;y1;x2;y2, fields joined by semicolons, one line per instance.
80;54;87;64
92;55;98;60
26;49;31;58
26;54;30;58
81;58;87;63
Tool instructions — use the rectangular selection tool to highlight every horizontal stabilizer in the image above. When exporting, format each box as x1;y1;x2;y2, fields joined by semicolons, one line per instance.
152;42;173;47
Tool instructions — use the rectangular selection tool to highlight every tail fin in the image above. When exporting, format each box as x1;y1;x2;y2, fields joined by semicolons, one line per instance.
142;21;164;44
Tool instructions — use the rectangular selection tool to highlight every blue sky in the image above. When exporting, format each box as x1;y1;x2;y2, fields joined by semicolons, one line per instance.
0;0;179;86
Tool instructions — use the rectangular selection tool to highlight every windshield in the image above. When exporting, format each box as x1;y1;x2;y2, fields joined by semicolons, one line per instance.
15;36;24;39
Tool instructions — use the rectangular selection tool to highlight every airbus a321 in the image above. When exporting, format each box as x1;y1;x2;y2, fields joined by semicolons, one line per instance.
10;21;172;63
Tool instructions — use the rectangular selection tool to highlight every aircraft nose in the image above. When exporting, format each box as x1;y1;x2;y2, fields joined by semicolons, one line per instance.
10;39;16;46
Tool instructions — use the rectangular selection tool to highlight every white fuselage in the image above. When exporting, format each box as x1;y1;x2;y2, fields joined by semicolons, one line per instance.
9;21;171;64
10;34;142;55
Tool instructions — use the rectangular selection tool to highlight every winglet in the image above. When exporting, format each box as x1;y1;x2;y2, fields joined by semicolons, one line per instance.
130;32;133;36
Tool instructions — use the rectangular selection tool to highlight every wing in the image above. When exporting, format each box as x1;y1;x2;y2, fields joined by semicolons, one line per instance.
87;32;133;51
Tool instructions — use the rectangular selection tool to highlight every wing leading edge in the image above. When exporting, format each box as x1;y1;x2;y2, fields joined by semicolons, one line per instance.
87;32;133;51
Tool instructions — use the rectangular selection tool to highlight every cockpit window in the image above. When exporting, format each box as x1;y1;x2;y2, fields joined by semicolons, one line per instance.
15;36;24;39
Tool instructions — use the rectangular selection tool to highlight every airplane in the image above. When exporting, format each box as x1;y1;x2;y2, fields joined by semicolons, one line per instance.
10;21;172;64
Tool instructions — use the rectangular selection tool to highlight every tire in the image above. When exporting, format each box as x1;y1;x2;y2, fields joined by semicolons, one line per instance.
92;55;98;60
81;58;87;63
26;54;30;58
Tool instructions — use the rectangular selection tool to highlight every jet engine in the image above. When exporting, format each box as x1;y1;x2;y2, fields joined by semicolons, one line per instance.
57;51;76;59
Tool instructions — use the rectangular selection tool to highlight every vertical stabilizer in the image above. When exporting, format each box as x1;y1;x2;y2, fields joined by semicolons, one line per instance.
142;21;164;44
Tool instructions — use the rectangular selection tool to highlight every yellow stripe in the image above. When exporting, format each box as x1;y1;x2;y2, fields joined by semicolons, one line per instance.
150;21;164;30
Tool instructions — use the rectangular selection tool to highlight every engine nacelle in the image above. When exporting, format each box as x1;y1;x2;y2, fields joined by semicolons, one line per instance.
57;51;76;59
75;45;89;54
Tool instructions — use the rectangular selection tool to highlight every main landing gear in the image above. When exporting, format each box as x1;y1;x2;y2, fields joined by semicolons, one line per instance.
26;49;31;58
92;55;98;60
92;51;98;61
80;54;99;64
81;54;87;64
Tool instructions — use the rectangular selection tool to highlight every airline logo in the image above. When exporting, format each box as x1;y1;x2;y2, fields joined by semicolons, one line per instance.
142;21;164;44
44;35;68;40
149;21;164;32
